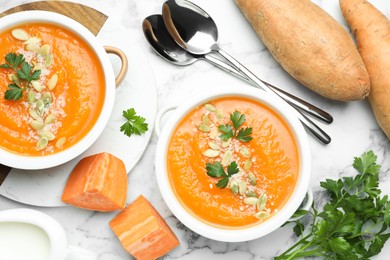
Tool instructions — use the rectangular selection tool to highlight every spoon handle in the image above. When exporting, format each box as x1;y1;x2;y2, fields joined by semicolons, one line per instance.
204;54;333;124
215;48;331;144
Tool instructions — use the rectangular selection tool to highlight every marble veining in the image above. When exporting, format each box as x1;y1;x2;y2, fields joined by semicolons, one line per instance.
0;0;390;259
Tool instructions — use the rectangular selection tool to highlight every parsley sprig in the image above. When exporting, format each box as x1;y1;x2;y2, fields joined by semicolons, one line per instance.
206;161;239;188
0;53;41;101
219;111;252;142
120;108;148;137
276;150;390;259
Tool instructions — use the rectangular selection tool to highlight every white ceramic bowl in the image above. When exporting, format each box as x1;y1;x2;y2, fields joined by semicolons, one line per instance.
155;86;311;242
0;11;122;170
0;208;97;260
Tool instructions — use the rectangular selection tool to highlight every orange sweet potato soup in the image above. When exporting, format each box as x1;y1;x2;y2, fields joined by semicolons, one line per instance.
0;23;105;155
167;97;299;228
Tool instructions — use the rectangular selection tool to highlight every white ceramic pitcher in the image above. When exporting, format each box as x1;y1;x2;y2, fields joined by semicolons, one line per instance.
0;208;97;260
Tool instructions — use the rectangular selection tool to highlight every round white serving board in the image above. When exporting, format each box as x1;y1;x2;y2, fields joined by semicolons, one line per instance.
0;15;157;207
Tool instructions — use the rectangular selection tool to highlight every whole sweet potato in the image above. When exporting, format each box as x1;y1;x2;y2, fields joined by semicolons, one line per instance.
234;0;370;101
340;0;390;139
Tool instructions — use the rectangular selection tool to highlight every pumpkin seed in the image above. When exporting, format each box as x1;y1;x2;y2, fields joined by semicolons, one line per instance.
239;146;251;158
244;159;252;170
29;107;40;120
246;190;256;197
39;44;51;56
239;181;247;195
27;91;36;104
45;114;56;124
244;197;258;206
230;181;239;195
257;192;267;211
204;104;216;112
39;130;55;141
48;73;58;90
24;37;41;45
221;138;231;148
8;74;20;85
30;120;44;130
197;123;210;133
36;100;45;115
203;149;220;158
36;137;48;151
202;114;210;125
216;109;224;120
31;80;43;92
11;28;29;41
33;65;42;71
41;92;52;106
45;54;53;67
248;172;256;185
221;150;233;166
26;43;40;52
208;141;219;150
209;127;219;139
255;211;270;219
55;137;66;148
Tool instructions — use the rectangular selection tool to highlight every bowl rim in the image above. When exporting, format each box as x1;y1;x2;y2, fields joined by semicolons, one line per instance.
0;10;116;170
155;86;311;242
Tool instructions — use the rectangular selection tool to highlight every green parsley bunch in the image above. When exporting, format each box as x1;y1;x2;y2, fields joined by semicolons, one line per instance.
276;150;390;259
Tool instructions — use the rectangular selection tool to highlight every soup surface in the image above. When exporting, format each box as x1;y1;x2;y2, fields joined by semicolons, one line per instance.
0;23;105;155
167;97;299;228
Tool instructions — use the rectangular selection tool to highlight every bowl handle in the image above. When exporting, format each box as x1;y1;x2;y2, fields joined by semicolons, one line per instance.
288;188;313;222
154;106;177;138
104;46;128;87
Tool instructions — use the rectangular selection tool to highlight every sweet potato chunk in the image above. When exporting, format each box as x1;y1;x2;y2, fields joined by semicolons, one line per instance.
109;195;179;259
61;152;127;211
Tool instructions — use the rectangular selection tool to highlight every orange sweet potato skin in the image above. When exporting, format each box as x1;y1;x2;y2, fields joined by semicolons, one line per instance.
235;0;370;101
61;152;127;211
340;0;390;139
110;195;179;260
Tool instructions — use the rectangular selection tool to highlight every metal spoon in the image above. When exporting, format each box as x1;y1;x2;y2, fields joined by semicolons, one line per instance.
143;14;333;124
162;0;331;144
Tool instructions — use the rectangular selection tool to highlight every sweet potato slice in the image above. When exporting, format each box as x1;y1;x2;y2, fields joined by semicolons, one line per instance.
109;195;179;260
61;152;127;211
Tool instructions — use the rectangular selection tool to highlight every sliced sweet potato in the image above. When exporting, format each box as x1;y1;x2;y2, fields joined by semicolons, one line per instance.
109;195;179;260
61;152;127;211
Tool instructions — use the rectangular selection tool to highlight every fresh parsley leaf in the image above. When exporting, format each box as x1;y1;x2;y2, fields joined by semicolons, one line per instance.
227;161;239;176
4;84;23;101
292;221;305;237
206;162;226;178
17;62;33;82
236;127;253;142
276;150;390;259
216;177;229;188
120;108;148;137
30;69;41;81
0;63;11;69
218;111;253;142
16;61;41;83
4;53;25;70
230;111;246;129
218;124;234;141
206;161;239;189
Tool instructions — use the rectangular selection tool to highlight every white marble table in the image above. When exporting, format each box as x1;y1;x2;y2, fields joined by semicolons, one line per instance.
0;0;389;259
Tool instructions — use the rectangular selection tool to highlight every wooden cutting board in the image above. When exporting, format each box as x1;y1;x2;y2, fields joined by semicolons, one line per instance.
0;1;108;185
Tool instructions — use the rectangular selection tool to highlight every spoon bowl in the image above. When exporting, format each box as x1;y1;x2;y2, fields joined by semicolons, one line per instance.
143;15;198;66
162;0;218;54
